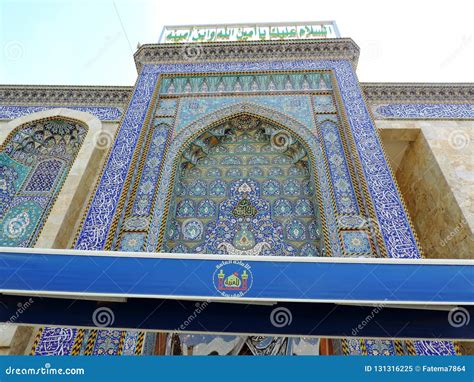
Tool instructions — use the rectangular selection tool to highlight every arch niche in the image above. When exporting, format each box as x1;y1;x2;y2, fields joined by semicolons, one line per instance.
160;103;332;257
0;108;105;249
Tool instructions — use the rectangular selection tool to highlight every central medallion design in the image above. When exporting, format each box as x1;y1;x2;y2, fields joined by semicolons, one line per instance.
232;199;257;218
198;179;290;256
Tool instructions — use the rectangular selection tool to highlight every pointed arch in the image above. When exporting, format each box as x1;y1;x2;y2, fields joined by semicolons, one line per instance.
174;102;317;150
147;102;340;256
1;108;107;249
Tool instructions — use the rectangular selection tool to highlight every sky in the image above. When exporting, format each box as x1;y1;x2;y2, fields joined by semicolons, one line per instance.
0;0;473;86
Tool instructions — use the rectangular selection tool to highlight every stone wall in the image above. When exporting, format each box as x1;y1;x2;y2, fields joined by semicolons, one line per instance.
44;120;119;249
378;120;473;260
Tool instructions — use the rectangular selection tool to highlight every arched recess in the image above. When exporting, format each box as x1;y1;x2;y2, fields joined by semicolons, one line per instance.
164;114;324;256
147;102;339;256
1;108;105;249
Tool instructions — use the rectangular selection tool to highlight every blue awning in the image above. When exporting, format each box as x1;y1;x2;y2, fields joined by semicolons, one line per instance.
1;247;473;339
0;247;472;305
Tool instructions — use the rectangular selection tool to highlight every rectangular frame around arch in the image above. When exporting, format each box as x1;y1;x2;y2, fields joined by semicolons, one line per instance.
74;59;422;260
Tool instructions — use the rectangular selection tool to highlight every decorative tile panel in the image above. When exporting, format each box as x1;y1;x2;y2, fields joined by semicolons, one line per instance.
33;328;78;356
340;230;372;256
0;118;86;247
75;66;160;250
372;103;474;119
0;105;123;121
160;72;332;95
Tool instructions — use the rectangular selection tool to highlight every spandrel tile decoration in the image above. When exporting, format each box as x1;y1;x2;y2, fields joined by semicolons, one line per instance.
0;21;472;357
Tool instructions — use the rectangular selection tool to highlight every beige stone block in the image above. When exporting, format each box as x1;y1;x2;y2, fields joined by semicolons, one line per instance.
0;325;16;347
395;126;473;260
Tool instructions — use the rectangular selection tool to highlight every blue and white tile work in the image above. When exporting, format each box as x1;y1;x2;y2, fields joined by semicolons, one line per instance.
140;100;345;256
372;103;474;119
0;105;123;121
174;95;315;131
413;340;458;356
75;60;423;260
160;122;324;257
31;59;458;356
74;66;160;250
0;118;86;247
159;72;332;95
33;328;79;356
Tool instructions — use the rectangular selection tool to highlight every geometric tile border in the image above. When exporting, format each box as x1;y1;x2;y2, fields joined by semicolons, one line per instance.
372;103;474;120
0;105;123;121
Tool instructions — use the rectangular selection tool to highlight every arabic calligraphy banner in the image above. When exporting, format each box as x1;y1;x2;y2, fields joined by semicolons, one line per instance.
160;22;340;43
